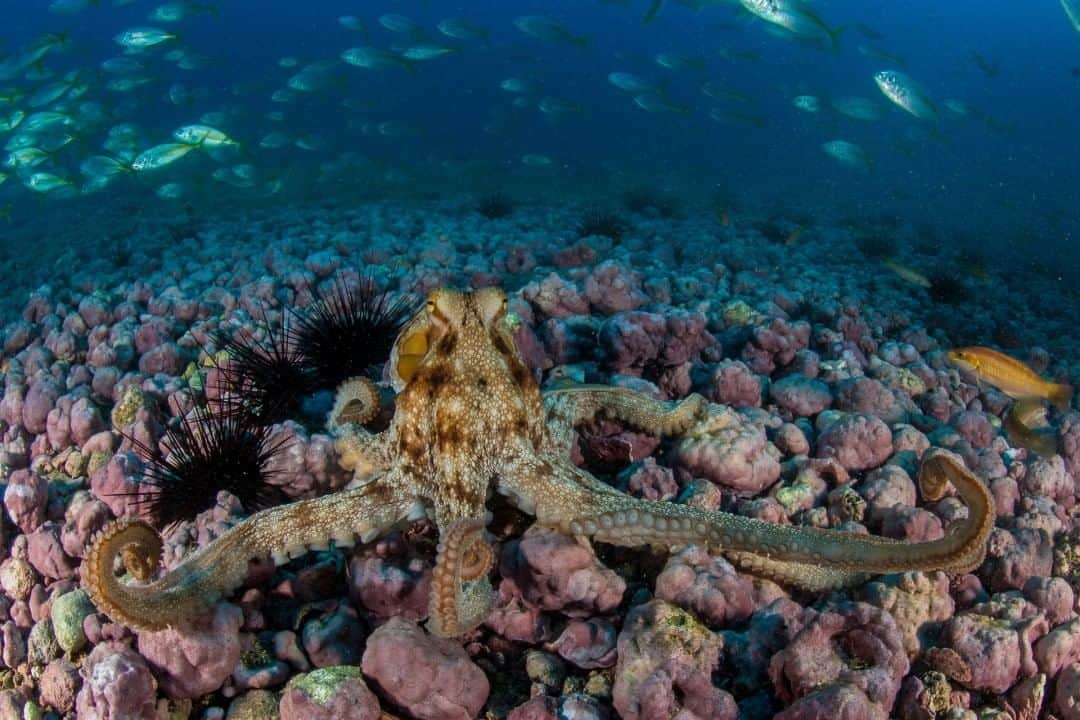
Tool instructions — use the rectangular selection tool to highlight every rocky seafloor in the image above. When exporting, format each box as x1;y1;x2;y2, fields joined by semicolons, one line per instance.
1;195;1079;720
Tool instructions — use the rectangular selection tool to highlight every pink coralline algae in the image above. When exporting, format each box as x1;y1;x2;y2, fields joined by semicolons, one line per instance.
860;572;955;658
548;617;618;669
583;260;648;315
136;602;243;699
769;374;832;417
348;533;432;621
75;642;157;720
521;273;590;319
671;407;782;496
261;421;351;499
768;601;910;715
599;309;714;380
612;599;738;720
816;413;893;472
981;527;1054;592
279;666;381;720
361;616;489;720
937;595;1050;695
741;318;811;375
499;527;625;618
655;545;786;627
709;360;763;408
3;469;48;534
833;376;910;425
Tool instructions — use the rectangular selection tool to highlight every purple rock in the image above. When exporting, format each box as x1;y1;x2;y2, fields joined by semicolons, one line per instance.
770;374;832;417
137;603;243;699
301;604;366;668
280;666;380;720
3;469;47;534
22;378;61;434
39;658;80;714
816;414;893;472
548;618;618;669
75;642;157;720
361;617;489;720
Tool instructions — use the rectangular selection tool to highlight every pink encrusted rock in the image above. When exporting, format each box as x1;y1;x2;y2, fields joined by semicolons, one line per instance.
1060;412;1080;478
1023;576;1075;626
75;642;157;720
1056;662;1080;720
655;545;785;628
741;318;811;375
709;360;762;408
583;260;648;315
26;523;79;581
1034;618;1080;678
137;603;243;699
769;601;909;713
39;658;80;714
951;410;995;449
548;617;618;669
774;422;810;456
137;341;185;375
1020;455;1074;506
499;527;625;617
279;666;380;720
91;451;149;519
262;422;351;499
3;469;47;534
981;527;1054;592
554;241;597;269
348;533;432;621
508;696;557;720
672;408;781;496
61;495;111;559
612;599;738;720
834;376;911;425
775;683;887;720
540;316;598;365
301;604;366;667
769;374;832;417
486;576;552;644
859;465;917;527
22;377;61;435
599;310;713;376
860;572;955;658
816;414;892;472
892;424;930;458
621;457;678;501
522;273;590;319
361;616;489;720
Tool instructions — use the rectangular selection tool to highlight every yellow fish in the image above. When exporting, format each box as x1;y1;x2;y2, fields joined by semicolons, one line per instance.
948;346;1073;411
1003;398;1057;458
882;258;931;288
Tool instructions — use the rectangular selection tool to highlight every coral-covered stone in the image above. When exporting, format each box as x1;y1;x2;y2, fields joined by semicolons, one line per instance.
1055;662;1080;720
655;545;785;628
522;273;590;319
672;407;781;495
3;469;47;534
301;604;366;668
709;360;762;408
741;318;811;375
816;414;893;472
348;533;432;621
22;377;61;434
548;618;618;669
981;527;1054;592
769;601;909;713
775;683;887;720
834;377;909;425
39;658;81;714
583;260;647;315
279;666;380;720
770;375;832;417
75;642;157;720
612;599;737;720
137;603;243;699
361;617;489;720
860;572;954;658
499;527;625;617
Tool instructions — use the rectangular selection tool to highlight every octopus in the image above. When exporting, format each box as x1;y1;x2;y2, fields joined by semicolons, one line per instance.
84;287;995;638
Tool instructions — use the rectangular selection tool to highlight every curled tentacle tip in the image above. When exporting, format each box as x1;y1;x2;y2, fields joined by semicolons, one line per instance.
328;376;381;429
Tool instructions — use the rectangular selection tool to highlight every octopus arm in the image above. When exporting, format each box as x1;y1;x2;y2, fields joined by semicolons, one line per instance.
83;478;420;631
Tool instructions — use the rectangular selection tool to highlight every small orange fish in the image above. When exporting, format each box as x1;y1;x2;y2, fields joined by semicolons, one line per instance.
948;346;1073;411
882;258;931;288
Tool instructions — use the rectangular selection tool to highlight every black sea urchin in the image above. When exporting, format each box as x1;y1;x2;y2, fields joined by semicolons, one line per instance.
576;208;629;242
123;403;289;529
475;191;514;219
213;314;313;425
291;275;417;391
927;269;972;305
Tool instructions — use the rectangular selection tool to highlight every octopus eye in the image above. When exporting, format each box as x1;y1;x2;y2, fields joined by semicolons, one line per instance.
426;300;436;311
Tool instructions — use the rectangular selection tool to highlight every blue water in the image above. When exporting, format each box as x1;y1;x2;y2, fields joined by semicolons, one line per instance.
1;0;1078;273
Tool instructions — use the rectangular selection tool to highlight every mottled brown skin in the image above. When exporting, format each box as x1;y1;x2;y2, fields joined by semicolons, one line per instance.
83;288;994;637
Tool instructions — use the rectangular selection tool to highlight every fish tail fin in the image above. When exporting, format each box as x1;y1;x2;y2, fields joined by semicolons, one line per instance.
1049;383;1073;412
643;0;664;24
828;24;848;50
